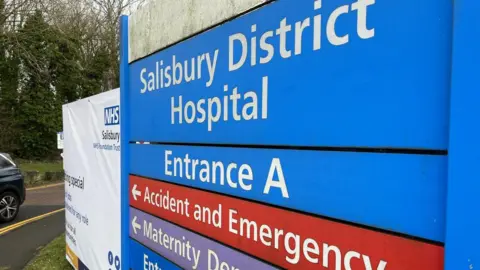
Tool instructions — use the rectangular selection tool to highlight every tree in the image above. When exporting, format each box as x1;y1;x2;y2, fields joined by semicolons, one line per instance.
0;0;142;159
15;10;59;159
0;0;21;153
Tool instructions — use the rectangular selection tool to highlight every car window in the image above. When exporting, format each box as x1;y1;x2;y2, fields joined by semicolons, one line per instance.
0;155;14;169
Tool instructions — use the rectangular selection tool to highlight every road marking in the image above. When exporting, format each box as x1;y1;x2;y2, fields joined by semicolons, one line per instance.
26;182;64;191
0;208;65;236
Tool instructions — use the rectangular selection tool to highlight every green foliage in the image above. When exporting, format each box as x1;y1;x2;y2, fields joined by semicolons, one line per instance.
0;8;115;160
0;0;19;154
0;45;20;154
14;11;60;159
81;45;111;98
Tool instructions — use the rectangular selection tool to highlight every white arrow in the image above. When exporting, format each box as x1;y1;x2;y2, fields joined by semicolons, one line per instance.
132;216;141;234
132;184;141;201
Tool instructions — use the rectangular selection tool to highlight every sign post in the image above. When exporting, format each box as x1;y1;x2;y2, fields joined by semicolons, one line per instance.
57;131;64;150
119;14;130;270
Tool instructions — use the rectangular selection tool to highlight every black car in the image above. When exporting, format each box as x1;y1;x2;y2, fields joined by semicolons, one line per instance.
0;153;25;223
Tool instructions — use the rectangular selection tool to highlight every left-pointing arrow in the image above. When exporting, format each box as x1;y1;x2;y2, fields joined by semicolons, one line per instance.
132;216;141;234
132;184;141;201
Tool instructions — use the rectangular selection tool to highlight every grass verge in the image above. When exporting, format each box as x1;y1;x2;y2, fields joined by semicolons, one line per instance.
17;160;64;188
25;181;64;189
24;233;72;270
18;161;63;173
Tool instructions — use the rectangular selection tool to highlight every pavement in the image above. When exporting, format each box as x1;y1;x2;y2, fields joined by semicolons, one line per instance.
0;183;65;270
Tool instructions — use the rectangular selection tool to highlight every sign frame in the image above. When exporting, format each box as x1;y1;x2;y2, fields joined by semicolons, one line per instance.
444;0;480;268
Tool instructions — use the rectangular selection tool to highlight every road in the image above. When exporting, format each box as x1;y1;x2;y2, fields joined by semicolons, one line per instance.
0;183;65;270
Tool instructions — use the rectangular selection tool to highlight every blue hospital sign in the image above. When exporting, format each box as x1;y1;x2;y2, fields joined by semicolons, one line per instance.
128;0;450;149
118;0;480;269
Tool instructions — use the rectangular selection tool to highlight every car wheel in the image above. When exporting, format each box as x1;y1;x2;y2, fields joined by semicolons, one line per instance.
0;192;19;223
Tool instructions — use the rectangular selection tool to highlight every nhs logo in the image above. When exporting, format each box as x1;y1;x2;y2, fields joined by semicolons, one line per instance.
104;105;120;126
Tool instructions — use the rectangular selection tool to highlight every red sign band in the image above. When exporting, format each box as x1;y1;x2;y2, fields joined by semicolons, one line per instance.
130;175;443;269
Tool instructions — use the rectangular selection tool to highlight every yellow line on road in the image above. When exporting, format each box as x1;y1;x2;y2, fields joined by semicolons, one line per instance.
26;182;64;191
0;208;65;236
